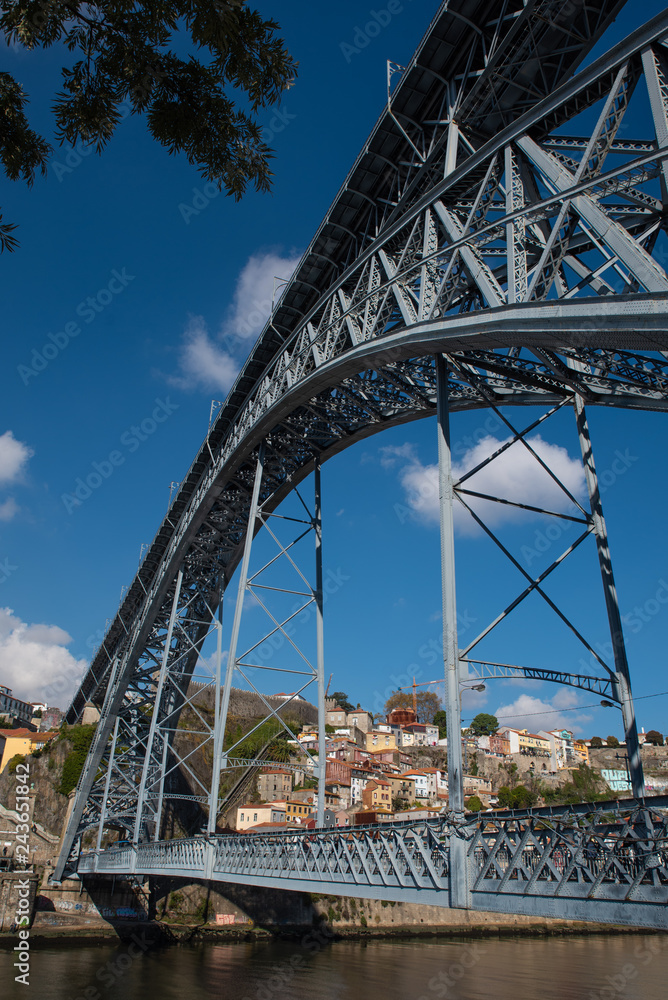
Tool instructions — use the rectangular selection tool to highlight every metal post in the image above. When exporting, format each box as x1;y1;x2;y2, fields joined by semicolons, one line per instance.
436;354;468;909
207;598;225;835
574;397;644;796
153;722;171;842
96;716;120;851
211;446;265;807
315;460;326;828
133;569;184;843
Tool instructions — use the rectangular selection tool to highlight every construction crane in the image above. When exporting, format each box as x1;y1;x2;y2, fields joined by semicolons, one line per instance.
399;677;444;715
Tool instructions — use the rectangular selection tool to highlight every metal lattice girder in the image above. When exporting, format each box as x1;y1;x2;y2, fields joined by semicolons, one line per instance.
76;795;668;929
461;659;617;701
58;2;668;881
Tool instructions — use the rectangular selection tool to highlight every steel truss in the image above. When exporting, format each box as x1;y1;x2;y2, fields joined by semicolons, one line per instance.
57;0;668;929
77;794;668;929
436;381;644;794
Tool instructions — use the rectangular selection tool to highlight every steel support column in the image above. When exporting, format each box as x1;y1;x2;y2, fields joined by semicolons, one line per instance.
315;460;326;829
436;354;468;908
95;715;120;851
132;569;184;843
211;446;266;822
207;598;225;835
574;397;645;796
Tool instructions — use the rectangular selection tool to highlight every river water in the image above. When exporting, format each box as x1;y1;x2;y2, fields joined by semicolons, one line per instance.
2;933;667;1000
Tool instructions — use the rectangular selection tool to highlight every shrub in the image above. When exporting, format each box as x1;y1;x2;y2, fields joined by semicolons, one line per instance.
590;736;603;748
606;735;620;748
57;724;97;795
7;754;26;774
497;784;536;809
195;898;214;922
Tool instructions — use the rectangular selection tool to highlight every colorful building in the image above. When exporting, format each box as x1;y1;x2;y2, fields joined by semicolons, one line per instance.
361;778;392;812
0;729;58;772
365;730;397;752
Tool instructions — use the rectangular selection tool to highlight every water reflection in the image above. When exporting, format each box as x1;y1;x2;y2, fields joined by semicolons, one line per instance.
2;932;666;1000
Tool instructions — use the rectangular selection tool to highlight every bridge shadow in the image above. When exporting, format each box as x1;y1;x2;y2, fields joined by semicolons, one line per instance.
149;875;318;933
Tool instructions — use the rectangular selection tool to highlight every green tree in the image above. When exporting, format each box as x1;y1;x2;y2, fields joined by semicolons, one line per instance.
433;710;447;739
645;729;664;746
469;713;499;736
465;795;483;812
0;1;297;250
542;763;607;806
590;736;603;748
606;735;620;748
497;784;537;809
330;692;354;712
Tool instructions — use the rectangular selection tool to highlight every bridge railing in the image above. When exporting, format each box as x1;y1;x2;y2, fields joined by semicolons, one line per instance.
467;797;668;906
76;797;668;924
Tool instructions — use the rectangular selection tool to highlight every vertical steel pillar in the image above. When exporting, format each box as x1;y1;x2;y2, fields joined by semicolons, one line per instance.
95;715;120;851
314;460;326;828
133;569;184;843
153;723;170;842
436;354;468;908
574;397;644;796
207;598;225;835
210;446;265;812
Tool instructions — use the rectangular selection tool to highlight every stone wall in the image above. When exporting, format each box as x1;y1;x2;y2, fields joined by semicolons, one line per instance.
32;875;150;931
0;872;39;931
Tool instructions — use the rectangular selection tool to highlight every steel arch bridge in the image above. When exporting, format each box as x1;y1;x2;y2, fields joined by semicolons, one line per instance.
56;0;668;928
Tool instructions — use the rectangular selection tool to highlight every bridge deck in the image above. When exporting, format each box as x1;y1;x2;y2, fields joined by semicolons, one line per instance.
76;796;668;930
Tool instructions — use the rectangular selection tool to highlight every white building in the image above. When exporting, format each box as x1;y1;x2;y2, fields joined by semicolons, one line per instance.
401;769;438;801
237;802;286;831
350;765;376;805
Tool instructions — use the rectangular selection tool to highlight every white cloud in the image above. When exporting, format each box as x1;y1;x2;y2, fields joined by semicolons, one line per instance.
0;607;87;706
0;498;19;522
222;251;301;341
173;251;301;394
379;443;417;469
493;691;593;735
390;434;585;534
171;316;240;394
0;431;33;486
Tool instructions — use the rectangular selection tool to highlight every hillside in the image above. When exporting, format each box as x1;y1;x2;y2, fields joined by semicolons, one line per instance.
0;688;317;841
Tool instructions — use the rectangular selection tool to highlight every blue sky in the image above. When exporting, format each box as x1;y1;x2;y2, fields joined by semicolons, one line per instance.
1;1;667;741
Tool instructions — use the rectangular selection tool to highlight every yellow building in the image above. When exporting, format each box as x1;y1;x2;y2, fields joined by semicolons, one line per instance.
0;729;58;772
517;732;552;757
365;730;396;752
573;740;590;765
361;778;393;812
285;799;314;823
